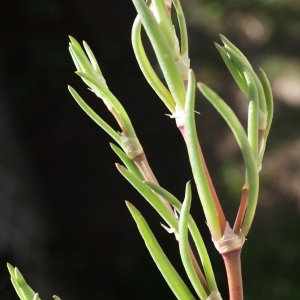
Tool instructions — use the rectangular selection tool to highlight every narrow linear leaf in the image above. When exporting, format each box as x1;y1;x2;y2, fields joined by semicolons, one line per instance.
69;35;82;51
75;72;137;138
144;181;219;292
172;0;188;55
257;68;274;165
126;201;196;300
198;83;258;237
68;86;122;145
10;277;26;300
184;71;221;240
224;47;267;114
116;164;177;230
69;41;94;75
151;0;174;48
259;68;273;140
220;35;252;69
132;15;175;113
110;143;144;181
7;263;15;279
132;0;186;109
33;293;40;300
243;69;259;159
82;41;102;75
215;43;247;97
179;183;208;300
15;268;36;300
69;46;81;73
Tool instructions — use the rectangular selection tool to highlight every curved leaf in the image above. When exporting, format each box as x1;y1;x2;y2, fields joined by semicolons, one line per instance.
126;201;196;300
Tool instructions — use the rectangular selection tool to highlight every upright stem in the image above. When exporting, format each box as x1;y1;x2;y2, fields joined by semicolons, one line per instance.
222;249;243;300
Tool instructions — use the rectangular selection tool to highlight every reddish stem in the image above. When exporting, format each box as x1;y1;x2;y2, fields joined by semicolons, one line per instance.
233;188;249;235
222;249;243;300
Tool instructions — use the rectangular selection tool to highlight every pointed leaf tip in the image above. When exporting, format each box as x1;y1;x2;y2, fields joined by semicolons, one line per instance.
33;293;40;300
125;200;133;207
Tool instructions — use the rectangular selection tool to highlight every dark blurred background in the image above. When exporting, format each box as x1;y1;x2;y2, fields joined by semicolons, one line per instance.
0;0;300;299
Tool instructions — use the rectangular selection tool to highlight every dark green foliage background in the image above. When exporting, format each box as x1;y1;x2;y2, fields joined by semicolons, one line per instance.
0;0;300;299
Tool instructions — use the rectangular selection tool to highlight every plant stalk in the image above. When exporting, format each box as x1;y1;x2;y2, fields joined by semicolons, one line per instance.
133;152;208;289
222;249;243;300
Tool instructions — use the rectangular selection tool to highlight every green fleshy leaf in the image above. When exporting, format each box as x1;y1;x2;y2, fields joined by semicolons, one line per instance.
172;0;188;56
223;47;267;114
198;83;258;237
220;35;252;70
257;68;274;167
131;15;176;113
150;0;174;48
68;86;122;145
116;164;177;229
10;276;26;300
260;69;274;159
75;72;137;139
243;69;259;159
215;43;247;97
184;70;222;240
82;41;102;75
33;293;39;300
126;201;196;300
179;182;208;300
69;37;94;75
132;0;186;110
15;268;36;300
144;181;219;292
259;68;274;140
7;263;15;279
